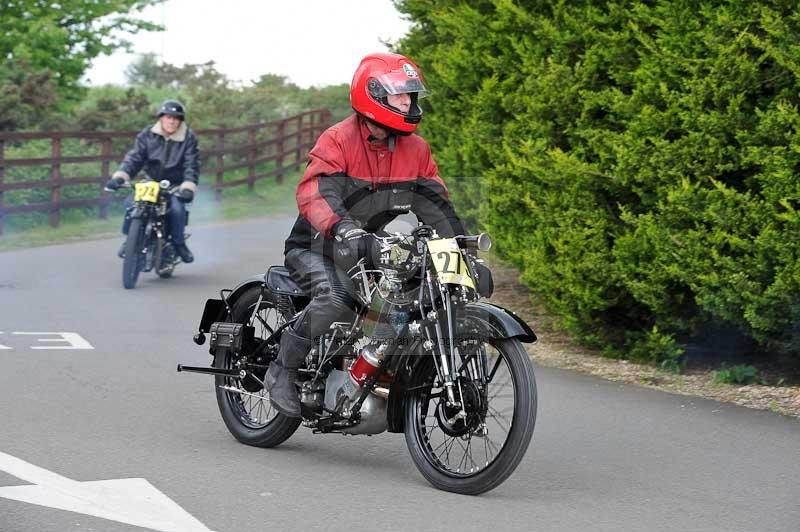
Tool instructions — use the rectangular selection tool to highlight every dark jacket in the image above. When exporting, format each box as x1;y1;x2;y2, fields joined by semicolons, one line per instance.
284;115;465;254
113;121;199;188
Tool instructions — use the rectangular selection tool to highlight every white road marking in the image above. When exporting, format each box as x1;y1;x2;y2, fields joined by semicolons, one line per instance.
0;451;214;532
0;332;10;350
11;332;94;350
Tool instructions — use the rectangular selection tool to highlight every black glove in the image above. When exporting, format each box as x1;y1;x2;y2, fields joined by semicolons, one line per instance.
105;176;126;190
177;187;194;203
333;220;369;268
335;220;367;256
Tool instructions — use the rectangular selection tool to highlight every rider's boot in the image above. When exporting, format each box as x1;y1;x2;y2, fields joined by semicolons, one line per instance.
264;328;313;418
174;242;194;263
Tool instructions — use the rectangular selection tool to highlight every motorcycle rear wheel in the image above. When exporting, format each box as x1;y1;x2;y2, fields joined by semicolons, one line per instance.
214;286;301;447
122;218;145;289
404;337;537;495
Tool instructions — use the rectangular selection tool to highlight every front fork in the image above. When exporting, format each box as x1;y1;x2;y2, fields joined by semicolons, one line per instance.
422;275;482;422
150;202;169;268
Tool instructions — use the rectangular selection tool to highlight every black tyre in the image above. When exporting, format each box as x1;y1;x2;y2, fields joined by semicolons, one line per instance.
214;286;301;447
404;338;537;495
122;218;145;289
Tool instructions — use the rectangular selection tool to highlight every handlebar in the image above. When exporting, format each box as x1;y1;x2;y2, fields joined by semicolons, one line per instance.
104;179;179;194
104;183;132;192
372;229;492;252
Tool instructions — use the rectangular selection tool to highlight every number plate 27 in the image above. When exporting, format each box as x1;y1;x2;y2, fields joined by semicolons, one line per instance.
133;181;160;203
427;238;475;289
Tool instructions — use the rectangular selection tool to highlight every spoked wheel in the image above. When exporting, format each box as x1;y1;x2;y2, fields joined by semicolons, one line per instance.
404;338;537;495
214;286;300;447
122;218;145;289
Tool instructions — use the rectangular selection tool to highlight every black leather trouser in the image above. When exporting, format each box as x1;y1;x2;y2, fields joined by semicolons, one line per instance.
284;248;358;342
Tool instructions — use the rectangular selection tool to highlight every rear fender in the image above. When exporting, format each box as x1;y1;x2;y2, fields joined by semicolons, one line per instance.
228;274;268;310
197;275;265;333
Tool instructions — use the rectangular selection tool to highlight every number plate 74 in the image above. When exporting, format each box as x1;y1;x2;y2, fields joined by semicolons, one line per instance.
134;181;160;203
427;238;475;289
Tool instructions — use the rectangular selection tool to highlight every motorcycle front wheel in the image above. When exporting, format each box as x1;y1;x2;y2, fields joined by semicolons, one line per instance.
404;338;537;495
214;286;301;447
122;218;145;289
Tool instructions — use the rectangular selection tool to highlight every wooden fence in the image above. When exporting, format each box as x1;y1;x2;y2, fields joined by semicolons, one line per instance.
0;108;331;235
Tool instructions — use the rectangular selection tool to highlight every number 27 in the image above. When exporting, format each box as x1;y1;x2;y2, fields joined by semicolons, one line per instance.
436;251;462;274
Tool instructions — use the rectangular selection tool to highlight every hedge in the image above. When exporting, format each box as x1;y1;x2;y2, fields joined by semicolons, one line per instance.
396;0;800;363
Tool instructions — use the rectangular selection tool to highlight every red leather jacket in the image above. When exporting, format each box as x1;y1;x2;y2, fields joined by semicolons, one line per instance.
284;114;465;254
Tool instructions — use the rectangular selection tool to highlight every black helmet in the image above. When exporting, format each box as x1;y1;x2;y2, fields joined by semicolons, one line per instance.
157;99;185;119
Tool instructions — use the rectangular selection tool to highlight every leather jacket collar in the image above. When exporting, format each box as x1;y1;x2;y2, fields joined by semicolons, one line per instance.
151;120;187;142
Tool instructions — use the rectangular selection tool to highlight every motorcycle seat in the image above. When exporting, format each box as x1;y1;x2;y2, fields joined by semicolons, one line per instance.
265;266;304;296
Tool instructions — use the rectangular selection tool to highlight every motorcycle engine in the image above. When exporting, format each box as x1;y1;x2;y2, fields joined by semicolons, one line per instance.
322;369;388;435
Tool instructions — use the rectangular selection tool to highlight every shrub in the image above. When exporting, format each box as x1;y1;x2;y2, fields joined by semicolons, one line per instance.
712;364;758;385
396;0;800;363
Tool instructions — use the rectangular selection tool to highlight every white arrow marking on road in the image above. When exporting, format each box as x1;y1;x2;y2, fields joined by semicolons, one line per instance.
0;451;214;532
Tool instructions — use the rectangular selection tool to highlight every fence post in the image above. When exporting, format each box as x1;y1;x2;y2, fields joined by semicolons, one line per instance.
322;109;332;130
276;119;286;184
295;114;303;170
247;128;255;191
99;137;111;219
215;132;225;202
322;109;331;131
51;137;61;228
0;139;4;235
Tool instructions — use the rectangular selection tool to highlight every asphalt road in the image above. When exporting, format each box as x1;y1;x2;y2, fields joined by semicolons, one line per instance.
0;216;798;532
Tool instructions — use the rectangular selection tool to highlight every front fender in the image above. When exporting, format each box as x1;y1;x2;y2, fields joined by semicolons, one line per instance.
460;302;537;343
129;205;147;219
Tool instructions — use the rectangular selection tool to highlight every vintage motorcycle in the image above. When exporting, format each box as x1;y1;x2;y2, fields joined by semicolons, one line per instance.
179;225;537;495
109;178;188;289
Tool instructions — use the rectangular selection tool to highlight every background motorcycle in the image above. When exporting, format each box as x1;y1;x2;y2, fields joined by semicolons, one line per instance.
107;178;188;289
180;226;537;495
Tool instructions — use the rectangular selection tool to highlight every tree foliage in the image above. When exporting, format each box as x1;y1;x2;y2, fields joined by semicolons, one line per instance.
0;0;162;130
0;0;162;93
0;60;61;131
395;0;800;363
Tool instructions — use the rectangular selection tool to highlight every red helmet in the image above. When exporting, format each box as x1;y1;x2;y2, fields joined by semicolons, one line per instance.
350;52;429;135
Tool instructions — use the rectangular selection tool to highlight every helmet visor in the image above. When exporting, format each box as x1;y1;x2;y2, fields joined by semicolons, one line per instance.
373;70;430;99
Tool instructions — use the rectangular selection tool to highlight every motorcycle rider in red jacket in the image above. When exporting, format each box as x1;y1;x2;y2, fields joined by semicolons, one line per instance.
266;52;473;417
